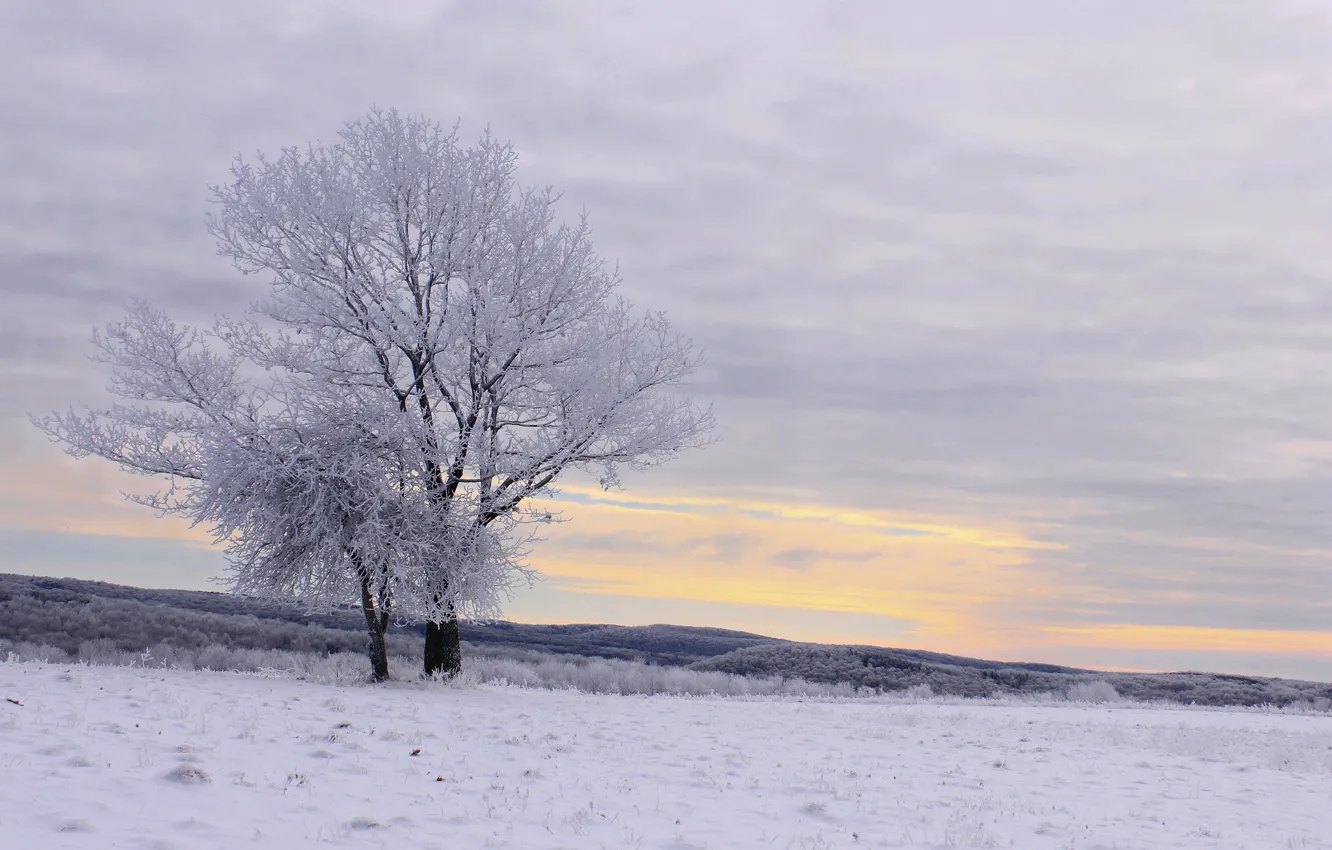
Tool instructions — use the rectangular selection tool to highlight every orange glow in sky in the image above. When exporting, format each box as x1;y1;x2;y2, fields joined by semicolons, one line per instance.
5;454;1331;678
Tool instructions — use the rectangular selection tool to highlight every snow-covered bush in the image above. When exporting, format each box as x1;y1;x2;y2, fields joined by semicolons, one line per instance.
0;640;69;664
902;683;935;700
1067;680;1122;704
78;637;128;665
463;652;871;697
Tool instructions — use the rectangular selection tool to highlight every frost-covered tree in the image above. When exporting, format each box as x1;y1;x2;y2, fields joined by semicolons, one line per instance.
34;109;713;679
196;380;524;682
33;303;518;680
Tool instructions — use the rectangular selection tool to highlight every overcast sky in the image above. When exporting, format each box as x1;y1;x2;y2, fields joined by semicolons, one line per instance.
4;0;1332;679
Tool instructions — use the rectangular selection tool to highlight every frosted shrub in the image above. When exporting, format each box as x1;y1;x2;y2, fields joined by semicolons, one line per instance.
7;642;70;663
1068;680;1122;704
196;644;244;672
463;652;870;698
290;651;383;685
147;642;198;670
475;657;545;688
1284;696;1332;714
79;637;132;665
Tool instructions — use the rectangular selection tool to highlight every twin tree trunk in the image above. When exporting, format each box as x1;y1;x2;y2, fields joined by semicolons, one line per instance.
364;613;390;683
358;600;462;682
358;610;460;682
421;585;462;678
358;559;463;681
358;571;391;683
423;618;462;679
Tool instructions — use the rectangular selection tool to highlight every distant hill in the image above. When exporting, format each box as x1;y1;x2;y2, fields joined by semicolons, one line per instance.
0;573;775;664
2;572;1329;708
692;643;1332;706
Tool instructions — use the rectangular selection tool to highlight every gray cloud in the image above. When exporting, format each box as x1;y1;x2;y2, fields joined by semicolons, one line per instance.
681;534;757;564
552;532;665;555
770;548;879;571
5;0;1332;673
553;531;758;565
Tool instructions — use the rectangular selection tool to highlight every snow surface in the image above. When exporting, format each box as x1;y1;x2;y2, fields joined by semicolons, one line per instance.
2;661;1330;849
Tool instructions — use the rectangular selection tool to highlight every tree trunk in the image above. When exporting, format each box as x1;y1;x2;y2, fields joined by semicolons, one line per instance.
357;568;391;682
423;617;462;678
365;615;390;683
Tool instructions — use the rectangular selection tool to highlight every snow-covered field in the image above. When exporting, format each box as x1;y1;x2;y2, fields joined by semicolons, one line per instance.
2;661;1330;849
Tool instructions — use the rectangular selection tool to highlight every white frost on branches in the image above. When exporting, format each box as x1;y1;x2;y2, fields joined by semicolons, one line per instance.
34;108;713;633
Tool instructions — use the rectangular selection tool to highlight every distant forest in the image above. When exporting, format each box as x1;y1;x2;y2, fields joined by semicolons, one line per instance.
2;573;1329;708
